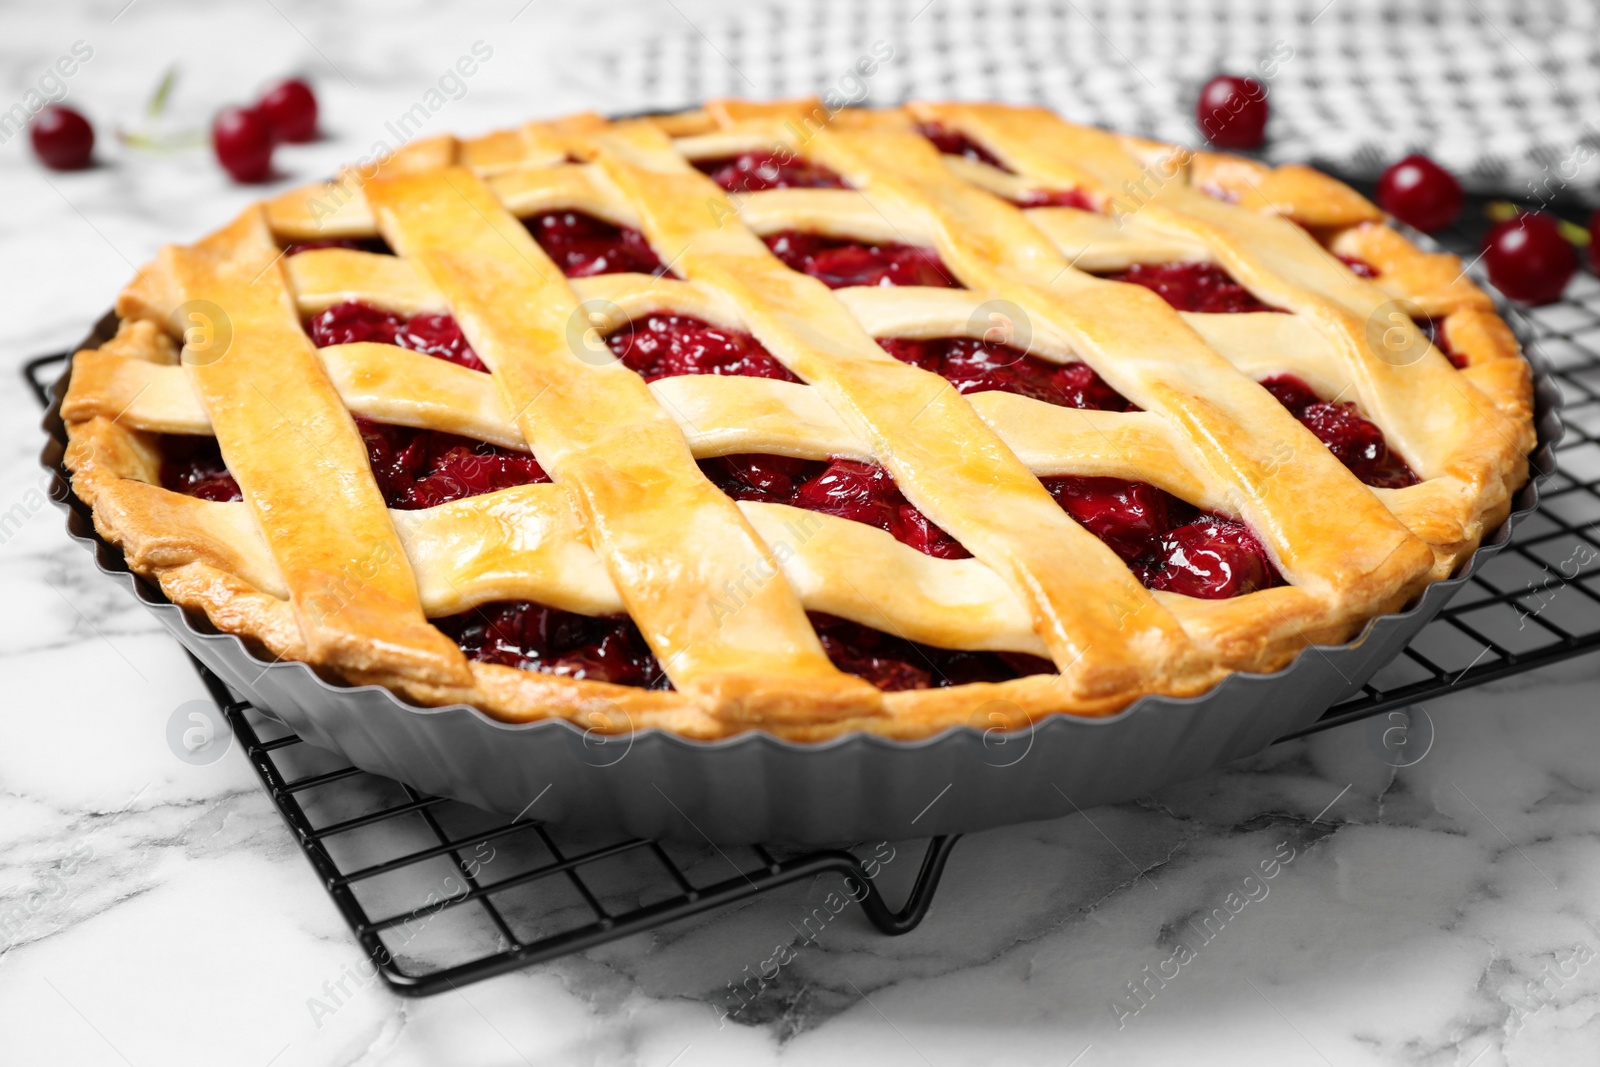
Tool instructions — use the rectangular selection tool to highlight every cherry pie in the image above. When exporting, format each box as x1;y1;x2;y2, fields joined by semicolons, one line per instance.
62;101;1535;740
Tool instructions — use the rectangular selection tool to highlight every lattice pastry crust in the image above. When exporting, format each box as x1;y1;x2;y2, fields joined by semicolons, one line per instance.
62;101;1534;740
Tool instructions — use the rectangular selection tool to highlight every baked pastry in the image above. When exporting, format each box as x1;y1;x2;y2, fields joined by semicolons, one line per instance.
62;100;1535;740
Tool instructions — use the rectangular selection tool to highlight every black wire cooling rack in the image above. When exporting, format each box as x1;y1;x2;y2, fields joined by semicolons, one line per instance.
24;194;1600;997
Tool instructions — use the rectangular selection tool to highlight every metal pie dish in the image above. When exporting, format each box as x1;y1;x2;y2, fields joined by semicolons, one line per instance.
43;264;1561;845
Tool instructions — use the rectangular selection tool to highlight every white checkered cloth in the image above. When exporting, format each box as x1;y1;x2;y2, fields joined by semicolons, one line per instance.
597;0;1600;199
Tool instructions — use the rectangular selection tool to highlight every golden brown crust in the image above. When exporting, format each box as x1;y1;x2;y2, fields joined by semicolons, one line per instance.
62;100;1537;741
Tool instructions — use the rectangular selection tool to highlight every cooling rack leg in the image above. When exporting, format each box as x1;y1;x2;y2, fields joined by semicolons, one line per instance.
856;835;961;935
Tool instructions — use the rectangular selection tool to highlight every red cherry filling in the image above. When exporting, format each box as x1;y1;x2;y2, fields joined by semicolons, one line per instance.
1140;517;1278;599
433;601;1054;691
917;122;1008;170
160;436;242;502
765;230;959;289
878;337;1131;410
1259;374;1419;488
158;423;545;511
1040;476;1280;599
283;236;394;257
356;418;549;509
1418;317;1468;369
436;602;664;688
1041;476;1174;563
809;612;1054;691
306;300;486;372
694;150;849;192
1013;188;1097;210
1103;262;1281;314
703;454;1279;601
701;455;970;560
526;211;667;277
607;312;799;382
917;124;1095;210
1339;255;1378;278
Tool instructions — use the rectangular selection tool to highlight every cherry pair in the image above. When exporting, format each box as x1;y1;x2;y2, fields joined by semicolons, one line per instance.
212;78;319;182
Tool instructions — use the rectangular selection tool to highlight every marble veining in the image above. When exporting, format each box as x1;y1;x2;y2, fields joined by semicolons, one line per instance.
3;1;1599;1064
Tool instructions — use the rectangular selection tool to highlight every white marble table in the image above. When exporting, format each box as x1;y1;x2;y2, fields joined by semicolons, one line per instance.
4;2;1599;1064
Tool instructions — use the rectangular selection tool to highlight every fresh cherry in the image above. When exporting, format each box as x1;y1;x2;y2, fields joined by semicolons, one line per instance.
30;105;94;170
1375;154;1463;232
1195;75;1268;150
257;78;318;143
212;106;275;183
1482;212;1576;305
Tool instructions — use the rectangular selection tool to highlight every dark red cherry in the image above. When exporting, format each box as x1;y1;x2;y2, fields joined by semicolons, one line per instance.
1143;517;1276;599
212;106;275;183
888;503;967;560
764;231;958;289
1258;374;1320;412
354;418;547;509
606;312;797;382
702;454;818;502
879;337;1131;410
1375;154;1462;232
806;243;952;288
159;436;241;502
808;612;1048;690
283;237;390;256
437;601;661;687
1051;361;1133;410
792;459;897;528
1195;75;1269;150
1298;401;1418;488
1104;262;1279;314
1258;374;1418;488
305;301;487;372
30;105;94;170
306;301;402;347
527;211;665;277
1041;477;1171;562
257;78;318;143
1482;213;1576;305
397;313;486;372
1012;188;1097;210
695;150;847;192
1338;255;1378;279
709;454;970;559
916;122;1007;169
